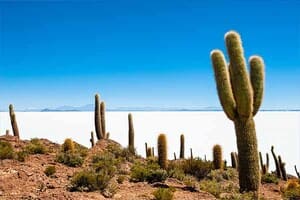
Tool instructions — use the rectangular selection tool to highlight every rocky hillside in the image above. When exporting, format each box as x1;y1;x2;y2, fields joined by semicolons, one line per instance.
0;135;297;200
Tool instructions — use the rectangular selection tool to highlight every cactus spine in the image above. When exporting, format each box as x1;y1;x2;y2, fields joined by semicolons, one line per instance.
128;113;135;154
180;134;185;159
157;134;167;169
9;104;20;138
100;101;106;139
211;31;265;192
94;94;104;140
213;144;223;169
90;131;95;147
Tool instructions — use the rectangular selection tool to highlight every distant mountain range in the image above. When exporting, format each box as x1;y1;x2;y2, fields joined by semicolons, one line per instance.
0;104;299;112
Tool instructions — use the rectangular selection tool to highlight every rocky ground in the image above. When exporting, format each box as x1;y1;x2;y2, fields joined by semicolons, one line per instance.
0;135;288;200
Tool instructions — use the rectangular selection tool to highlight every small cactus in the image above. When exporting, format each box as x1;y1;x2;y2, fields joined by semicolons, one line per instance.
190;148;193;160
213;144;223;169
151;147;154;157
94;94;104;140
62;138;75;153
271;146;282;178
294;165;300;179
231;152;238;169
278;156;287;181
174;152;177;160
157;134;167;169
180;134;185;159
90;131;95;147
146;147;152;158
259;152;269;174
128;113;135;154
145;142;148;158
9;104;20;138
100;102;107;139
5;130;9;136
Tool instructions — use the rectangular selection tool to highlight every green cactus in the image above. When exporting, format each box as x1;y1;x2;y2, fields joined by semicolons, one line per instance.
100;101;107;139
145;142;148;157
90;131;95;147
151;147;154;157
157;134;167;169
278;155;287;181
213;144;223;169
231;152;238;169
180;134;185;159
271;146;282;178
9;104;20;138
94;94;104;140
128;113;135;154
211;31;265;192
146;147;152;158
62;138;75;153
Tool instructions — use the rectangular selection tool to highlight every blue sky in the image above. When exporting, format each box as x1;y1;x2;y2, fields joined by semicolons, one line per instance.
0;0;299;110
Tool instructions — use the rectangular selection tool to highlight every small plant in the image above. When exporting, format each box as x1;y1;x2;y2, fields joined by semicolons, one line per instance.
62;138;75;153
130;161;168;183
25;138;47;154
153;188;175;200
117;175;126;184
0;141;14;160
44;165;56;177
69;170;97;192
56;152;84;167
261;173;279;184
16;150;27;162
180;158;213;180
282;179;300;199
199;179;222;198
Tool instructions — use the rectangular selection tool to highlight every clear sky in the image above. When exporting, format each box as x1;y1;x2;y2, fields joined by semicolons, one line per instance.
0;0;299;110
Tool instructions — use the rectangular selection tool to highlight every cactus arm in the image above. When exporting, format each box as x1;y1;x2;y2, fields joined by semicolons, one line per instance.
100;102;106;138
211;50;237;120
250;56;265;116
225;31;253;118
94;94;103;140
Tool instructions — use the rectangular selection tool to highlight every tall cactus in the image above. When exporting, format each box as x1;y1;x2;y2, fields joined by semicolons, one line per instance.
180;134;185;159
94;94;104;140
157;134;167;169
213;144;223;169
9;104;20;138
100;101;106;139
128;113;135;154
211;31;265;193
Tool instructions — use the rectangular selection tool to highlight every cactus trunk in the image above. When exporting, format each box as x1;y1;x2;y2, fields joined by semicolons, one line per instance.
94;94;104;140
128;113;135;154
90;131;95;147
9;104;20;138
157;134;167;169
213;144;223;170
211;31;264;195
100;102;106;139
180;134;185;159
234;118;260;191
